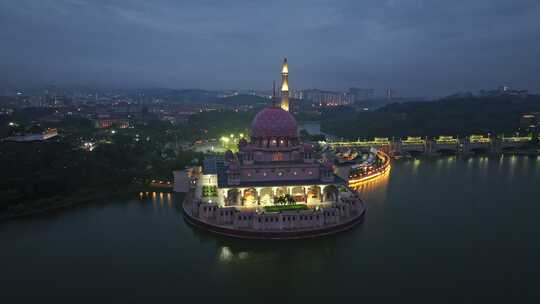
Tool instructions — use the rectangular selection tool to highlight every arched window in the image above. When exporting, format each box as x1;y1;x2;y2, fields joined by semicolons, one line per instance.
272;152;284;161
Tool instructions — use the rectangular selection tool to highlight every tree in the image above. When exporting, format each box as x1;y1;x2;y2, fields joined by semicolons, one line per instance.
275;194;295;205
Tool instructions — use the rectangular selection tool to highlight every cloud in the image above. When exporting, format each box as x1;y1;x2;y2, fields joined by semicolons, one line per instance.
1;0;539;95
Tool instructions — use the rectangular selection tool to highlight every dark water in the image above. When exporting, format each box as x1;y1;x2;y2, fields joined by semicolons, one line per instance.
2;155;540;301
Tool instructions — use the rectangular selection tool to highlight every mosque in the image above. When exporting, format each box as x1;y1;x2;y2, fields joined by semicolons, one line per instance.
183;58;365;239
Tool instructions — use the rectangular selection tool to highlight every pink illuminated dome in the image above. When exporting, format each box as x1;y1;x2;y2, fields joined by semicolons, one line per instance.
250;107;298;138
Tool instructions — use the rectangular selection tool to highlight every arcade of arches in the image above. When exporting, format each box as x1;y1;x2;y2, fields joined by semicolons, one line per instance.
223;185;340;207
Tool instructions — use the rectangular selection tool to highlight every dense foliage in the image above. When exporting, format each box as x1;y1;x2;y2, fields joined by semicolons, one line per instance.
322;96;540;139
0;116;204;212
188;109;257;140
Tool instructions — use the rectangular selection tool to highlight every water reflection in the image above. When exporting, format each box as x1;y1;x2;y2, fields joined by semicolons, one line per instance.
218;246;251;263
139;191;175;210
208;228;359;266
171;154;540;296
411;158;421;176
508;155;518;181
352;169;390;202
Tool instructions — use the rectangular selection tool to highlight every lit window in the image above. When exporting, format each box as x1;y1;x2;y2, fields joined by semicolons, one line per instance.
272;152;284;161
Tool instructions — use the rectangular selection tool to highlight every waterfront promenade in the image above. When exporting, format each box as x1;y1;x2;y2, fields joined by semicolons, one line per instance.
323;134;539;157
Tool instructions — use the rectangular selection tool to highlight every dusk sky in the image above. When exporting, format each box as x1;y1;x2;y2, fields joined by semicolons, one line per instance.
1;0;540;96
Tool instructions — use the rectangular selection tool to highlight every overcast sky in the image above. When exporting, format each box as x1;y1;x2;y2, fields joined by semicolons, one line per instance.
1;0;540;96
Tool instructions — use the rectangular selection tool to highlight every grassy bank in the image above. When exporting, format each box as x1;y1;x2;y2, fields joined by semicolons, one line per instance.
0;184;141;221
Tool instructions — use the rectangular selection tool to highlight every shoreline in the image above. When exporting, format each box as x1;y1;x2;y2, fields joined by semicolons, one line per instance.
0;184;164;222
393;150;540;160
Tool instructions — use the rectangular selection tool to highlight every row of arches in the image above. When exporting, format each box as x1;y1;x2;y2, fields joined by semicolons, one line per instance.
224;185;338;206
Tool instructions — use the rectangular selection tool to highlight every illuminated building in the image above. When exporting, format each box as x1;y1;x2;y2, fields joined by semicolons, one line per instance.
94;116;130;129
303;89;354;107
184;60;365;238
196;106;341;207
520;113;538;133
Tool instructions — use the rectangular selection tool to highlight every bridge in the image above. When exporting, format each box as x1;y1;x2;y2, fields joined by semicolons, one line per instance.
324;137;391;152
322;133;537;157
463;135;492;154
431;136;459;154
399;137;428;154
499;135;533;150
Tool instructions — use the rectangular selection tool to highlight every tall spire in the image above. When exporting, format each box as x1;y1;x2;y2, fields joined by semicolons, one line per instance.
280;57;289;111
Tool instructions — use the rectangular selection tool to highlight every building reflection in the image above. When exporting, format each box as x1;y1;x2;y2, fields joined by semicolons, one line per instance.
139;191;175;210
411;158;421;176
351;168;390;203
208;228;357;266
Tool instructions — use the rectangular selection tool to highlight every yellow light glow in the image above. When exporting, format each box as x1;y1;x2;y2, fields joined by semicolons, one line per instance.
281;81;289;92
282;64;288;74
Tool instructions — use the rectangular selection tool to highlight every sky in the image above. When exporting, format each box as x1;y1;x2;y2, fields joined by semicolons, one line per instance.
1;0;540;96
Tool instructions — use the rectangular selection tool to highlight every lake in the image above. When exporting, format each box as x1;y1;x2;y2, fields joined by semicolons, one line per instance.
2;155;540;301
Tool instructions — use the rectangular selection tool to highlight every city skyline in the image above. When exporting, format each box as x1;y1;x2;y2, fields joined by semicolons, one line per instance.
1;1;540;96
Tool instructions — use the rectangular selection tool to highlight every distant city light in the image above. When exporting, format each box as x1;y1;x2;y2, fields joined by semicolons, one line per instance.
82;142;96;151
111;130;116;134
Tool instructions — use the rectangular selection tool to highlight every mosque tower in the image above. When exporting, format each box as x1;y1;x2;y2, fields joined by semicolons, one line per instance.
280;57;290;111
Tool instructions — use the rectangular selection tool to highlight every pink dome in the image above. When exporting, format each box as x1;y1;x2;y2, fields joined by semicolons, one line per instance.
251;107;298;138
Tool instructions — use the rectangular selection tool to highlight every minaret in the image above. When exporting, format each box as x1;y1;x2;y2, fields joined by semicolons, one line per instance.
280;57;289;111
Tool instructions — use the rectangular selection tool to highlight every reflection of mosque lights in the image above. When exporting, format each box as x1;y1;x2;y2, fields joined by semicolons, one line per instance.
167;193;173;208
217;246;251;263
218;246;233;262
152;193;157;208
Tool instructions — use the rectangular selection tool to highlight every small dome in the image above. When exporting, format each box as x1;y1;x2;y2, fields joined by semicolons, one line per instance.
251;107;298;138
